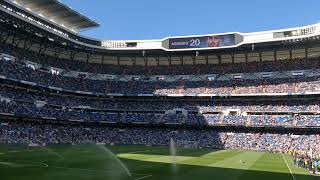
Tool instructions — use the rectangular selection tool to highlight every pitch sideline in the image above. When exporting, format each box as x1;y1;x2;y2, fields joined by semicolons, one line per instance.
282;154;296;180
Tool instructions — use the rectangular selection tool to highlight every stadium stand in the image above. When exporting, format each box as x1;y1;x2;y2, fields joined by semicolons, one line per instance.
0;0;319;170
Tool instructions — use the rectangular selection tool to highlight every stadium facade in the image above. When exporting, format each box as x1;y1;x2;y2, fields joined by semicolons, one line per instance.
0;0;319;173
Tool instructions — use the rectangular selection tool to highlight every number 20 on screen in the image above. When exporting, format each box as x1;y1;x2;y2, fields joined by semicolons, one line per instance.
189;39;201;47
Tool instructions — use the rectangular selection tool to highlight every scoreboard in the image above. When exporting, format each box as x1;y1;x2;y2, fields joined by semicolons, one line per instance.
166;34;238;50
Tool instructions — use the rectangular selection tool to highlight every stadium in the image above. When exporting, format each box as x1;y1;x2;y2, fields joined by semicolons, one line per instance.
0;0;319;179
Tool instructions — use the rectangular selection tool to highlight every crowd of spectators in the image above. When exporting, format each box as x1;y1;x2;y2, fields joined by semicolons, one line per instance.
0;79;319;127
0;100;203;124
0;120;319;160
2;57;320;95
2;45;320;75
1;98;320;127
2;85;320;112
1;84;320;127
2;46;320;95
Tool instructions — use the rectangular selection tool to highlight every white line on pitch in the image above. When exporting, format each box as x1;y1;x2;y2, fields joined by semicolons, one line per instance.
282;154;296;180
123;149;155;154
134;174;153;180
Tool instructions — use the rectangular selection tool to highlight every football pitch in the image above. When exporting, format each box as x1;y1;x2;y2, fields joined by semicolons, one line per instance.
0;145;318;180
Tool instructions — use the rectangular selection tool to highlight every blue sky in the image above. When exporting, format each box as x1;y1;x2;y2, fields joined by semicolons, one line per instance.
61;0;320;40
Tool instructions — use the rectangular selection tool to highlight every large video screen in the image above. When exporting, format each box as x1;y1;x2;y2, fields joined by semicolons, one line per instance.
168;34;235;49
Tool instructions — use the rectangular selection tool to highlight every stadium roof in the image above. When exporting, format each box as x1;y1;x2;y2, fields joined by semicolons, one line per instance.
9;0;99;32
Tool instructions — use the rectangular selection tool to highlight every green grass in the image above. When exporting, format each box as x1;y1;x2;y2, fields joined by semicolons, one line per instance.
0;145;318;180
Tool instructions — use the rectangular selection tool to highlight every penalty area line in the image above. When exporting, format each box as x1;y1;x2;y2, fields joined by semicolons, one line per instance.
123;149;156;154
134;174;153;180
282;154;296;180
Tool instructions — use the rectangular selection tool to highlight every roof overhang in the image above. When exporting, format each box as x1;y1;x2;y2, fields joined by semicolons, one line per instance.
8;0;99;32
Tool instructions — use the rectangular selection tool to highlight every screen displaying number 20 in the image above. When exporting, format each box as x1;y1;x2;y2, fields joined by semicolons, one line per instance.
189;39;201;47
